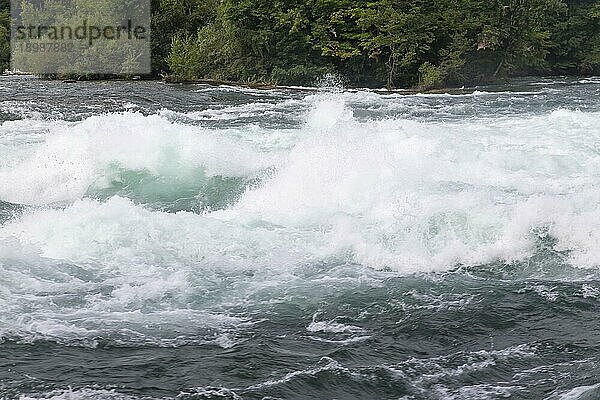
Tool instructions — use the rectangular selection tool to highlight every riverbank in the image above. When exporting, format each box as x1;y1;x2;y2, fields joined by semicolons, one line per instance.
4;71;599;97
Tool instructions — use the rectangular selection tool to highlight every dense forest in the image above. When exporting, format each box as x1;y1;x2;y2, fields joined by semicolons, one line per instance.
1;0;599;88
0;0;8;74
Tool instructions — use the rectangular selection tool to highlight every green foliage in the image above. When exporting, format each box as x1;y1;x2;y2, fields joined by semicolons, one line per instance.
11;0;150;77
547;0;600;75
179;0;573;88
0;0;8;72
418;62;444;89
2;0;598;86
151;0;219;73
167;21;247;82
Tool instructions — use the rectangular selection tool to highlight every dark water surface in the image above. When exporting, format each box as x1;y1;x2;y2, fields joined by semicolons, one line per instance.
1;76;600;399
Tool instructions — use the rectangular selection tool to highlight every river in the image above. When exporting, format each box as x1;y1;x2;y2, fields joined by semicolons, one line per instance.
1;75;600;399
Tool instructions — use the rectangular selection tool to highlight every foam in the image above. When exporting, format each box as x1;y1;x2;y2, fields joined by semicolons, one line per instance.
0;100;48;120
227;94;600;270
557;383;600;400
4;84;600;346
18;388;137;400
0;112;276;205
159;97;306;123
0;197;323;346
245;357;352;391
4;92;600;273
307;312;364;334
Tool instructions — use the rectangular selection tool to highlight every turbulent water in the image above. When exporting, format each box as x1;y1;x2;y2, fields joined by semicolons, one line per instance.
1;76;600;400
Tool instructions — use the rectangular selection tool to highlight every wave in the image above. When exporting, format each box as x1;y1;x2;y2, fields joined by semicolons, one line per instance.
3;93;600;271
553;383;600;400
0;112;278;206
160;97;307;122
0;200;24;224
18;387;243;400
3;87;600;347
414;89;547;97
12;344;590;399
18;389;139;400
0;196;327;347
243;345;534;398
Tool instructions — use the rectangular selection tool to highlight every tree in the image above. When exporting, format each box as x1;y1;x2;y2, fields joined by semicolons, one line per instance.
0;0;9;72
547;0;600;74
2;0;597;86
151;0;219;74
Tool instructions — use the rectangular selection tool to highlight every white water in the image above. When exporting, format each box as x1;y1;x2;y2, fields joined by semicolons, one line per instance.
2;87;600;346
